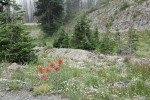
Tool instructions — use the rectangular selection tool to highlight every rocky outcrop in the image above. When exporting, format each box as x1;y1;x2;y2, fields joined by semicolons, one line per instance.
1;63;25;79
46;48;150;65
88;0;150;32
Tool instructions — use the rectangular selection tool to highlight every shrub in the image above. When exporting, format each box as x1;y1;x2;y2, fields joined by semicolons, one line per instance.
105;16;114;29
7;81;20;91
0;24;37;64
134;0;147;4
128;29;139;54
53;26;69;48
97;32;116;54
93;28;99;48
71;13;95;50
120;2;129;11
33;83;51;96
115;30;122;54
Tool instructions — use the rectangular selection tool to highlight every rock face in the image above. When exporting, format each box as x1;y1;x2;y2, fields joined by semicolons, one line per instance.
13;0;150;32
88;0;150;32
1;63;24;79
47;48;103;65
46;48;150;65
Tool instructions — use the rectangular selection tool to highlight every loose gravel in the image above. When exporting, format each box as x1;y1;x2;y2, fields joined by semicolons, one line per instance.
0;90;66;100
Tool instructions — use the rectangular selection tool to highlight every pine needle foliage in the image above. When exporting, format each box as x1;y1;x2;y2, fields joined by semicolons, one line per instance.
71;13;95;50
0;1;36;64
34;0;64;36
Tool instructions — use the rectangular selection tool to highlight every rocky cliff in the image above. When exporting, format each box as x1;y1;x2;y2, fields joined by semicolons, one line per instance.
88;0;150;32
13;0;150;32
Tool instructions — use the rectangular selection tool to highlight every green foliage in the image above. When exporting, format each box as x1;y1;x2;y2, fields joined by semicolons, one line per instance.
34;0;64;36
84;75;99;88
0;1;36;64
71;14;95;50
133;10;141;18
97;32;116;54
65;0;80;20
120;2;129;11
0;24;37;63
53;26;69;48
7;81;20;91
128;29;139;54
33;83;51;96
93;28;99;47
135;30;150;57
0;0;24;24
105;16;114;29
11;70;26;81
19;56;150;99
115;30;122;54
134;0;147;4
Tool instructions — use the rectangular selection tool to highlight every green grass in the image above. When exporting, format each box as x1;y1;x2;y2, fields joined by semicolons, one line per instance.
135;30;150;57
11;70;26;81
7;81;20;91
134;0;147;4
2;49;149;99
3;25;149;99
15;57;149;99
24;25;54;48
32;83;51;96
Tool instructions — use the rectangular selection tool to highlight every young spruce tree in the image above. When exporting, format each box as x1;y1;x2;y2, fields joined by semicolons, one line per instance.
53;26;69;48
128;29;138;54
0;1;36;64
71;14;94;50
93;28;99;47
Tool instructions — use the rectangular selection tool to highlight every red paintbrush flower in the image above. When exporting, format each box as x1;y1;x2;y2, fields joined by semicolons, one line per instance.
38;66;43;73
43;77;47;81
50;62;55;67
58;58;63;65
44;67;52;73
54;66;59;71
41;74;47;80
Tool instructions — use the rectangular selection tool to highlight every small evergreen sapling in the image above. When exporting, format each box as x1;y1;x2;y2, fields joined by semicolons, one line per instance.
128;29;138;54
53;26;69;48
71;14;94;50
93;28;99;47
98;30;116;54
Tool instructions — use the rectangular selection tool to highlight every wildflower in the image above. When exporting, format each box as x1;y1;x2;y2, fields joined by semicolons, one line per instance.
54;66;59;71
58;58;63;65
38;66;43;73
50;62;55;67
43;77;47;81
41;74;47;80
44;67;52;73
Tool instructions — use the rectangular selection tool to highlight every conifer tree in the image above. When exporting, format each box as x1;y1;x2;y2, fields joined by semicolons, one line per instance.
98;29;116;54
34;0;64;36
71;14;94;50
128;29;138;54
0;1;36;64
115;29;122;54
53;26;69;48
93;28;99;47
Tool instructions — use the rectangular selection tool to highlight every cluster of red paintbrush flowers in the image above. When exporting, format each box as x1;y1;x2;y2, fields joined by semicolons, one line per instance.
37;58;63;81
